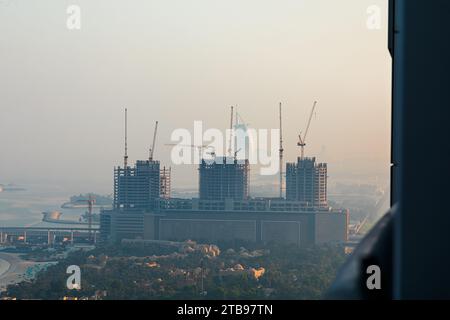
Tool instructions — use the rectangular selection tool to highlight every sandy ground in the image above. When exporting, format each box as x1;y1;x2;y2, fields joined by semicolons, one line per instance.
0;258;10;278
0;252;36;292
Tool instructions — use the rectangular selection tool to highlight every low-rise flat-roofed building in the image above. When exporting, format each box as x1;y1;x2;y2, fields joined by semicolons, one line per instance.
100;198;348;246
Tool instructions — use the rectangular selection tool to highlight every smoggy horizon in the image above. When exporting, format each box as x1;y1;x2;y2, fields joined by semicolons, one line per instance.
0;0;391;195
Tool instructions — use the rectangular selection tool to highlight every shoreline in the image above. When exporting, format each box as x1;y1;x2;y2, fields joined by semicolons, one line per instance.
0;252;34;292
0;252;22;292
0;257;11;279
0;252;58;293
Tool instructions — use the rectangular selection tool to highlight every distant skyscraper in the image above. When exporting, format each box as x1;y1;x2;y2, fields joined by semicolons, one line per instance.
199;157;249;201
114;160;160;210
286;157;327;208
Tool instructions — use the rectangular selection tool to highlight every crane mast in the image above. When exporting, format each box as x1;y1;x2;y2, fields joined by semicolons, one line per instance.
149;121;159;161
124;108;128;168
297;101;317;159
279;102;284;199
123;108;129;209
87;194;95;242
75;195;96;243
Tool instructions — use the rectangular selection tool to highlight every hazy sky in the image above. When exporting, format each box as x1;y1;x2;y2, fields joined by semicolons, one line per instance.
0;0;391;194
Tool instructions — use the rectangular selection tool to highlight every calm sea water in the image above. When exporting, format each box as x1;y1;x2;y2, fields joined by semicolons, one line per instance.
0;183;100;227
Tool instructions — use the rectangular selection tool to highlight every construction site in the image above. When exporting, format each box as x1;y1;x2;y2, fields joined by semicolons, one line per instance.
100;103;348;246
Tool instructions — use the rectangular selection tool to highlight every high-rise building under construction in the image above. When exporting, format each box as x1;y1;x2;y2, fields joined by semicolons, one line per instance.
199;157;249;201
102;109;347;245
160;166;171;199
286;157;327;208
114;160;161;210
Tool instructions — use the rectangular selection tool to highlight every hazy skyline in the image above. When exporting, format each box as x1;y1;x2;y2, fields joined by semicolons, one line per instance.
0;0;391;194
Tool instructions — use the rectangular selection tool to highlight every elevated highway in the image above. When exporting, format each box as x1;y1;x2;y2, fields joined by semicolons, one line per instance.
0;225;100;245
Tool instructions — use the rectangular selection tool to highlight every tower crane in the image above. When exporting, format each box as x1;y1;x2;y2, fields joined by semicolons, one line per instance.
74;194;95;242
149;121;159;161
124;108;128;168
164;143;214;163
297;101;318;159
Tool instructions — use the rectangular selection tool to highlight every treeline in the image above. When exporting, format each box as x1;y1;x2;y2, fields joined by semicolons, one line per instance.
2;242;346;300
